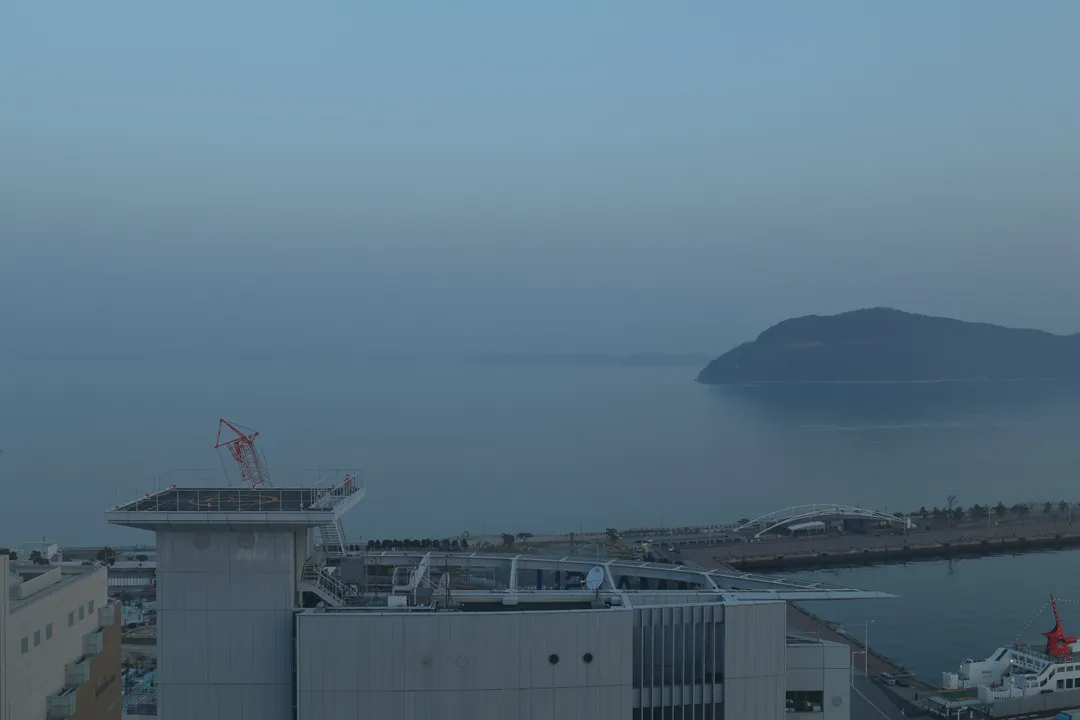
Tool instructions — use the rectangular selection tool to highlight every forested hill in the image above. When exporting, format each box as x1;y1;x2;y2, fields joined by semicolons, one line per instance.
696;308;1080;384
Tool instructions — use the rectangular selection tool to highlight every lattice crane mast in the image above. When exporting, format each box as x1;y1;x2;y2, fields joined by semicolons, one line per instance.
214;418;271;489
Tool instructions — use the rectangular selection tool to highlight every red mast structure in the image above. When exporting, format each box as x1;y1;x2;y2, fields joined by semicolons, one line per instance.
1043;594;1076;657
214;418;271;489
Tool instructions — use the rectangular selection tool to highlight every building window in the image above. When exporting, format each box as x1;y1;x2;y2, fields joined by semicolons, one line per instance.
786;690;825;713
46;623;53;640
88;599;94;614
34;629;41;647
68;611;74;627
21;637;28;654
79;606;85;620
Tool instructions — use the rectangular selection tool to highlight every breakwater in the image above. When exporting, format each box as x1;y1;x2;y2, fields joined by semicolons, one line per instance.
727;531;1080;571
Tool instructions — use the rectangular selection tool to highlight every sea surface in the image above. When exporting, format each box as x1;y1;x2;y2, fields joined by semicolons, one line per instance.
793;552;1080;684
4;360;1080;677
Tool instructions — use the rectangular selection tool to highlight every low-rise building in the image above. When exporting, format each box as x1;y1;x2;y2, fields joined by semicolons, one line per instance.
0;556;121;720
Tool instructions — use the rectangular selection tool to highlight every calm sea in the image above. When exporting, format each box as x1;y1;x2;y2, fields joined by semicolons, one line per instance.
4;360;1080;676
793;552;1080;683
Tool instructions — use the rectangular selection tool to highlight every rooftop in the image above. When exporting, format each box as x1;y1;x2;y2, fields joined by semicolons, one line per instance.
114;487;331;513
299;550;893;611
106;470;364;530
7;563;105;613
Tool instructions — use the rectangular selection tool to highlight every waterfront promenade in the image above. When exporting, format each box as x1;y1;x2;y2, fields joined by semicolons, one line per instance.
680;512;1080;571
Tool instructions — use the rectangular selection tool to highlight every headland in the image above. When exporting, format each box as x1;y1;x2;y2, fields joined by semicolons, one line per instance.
697;307;1080;384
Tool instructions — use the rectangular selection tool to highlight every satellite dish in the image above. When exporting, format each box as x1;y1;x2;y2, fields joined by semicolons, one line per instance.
585;566;605;592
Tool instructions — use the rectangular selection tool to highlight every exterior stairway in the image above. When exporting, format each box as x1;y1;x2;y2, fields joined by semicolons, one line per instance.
299;562;349;607
318;520;346;559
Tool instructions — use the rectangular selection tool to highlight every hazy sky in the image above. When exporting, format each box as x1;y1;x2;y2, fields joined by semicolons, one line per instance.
3;2;1079;359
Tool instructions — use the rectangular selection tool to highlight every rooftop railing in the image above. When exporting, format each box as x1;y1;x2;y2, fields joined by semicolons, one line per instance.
111;469;363;513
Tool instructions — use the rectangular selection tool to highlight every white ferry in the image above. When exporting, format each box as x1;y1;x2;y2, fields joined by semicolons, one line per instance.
943;595;1080;703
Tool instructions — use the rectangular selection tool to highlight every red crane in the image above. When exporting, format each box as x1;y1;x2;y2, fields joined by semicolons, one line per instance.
214;418;271;489
1043;594;1076;657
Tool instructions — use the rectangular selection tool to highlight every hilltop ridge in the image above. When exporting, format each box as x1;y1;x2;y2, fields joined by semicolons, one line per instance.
697;308;1080;384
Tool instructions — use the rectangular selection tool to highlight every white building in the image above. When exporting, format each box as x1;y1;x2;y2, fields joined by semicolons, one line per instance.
21;541;60;562
297;586;855;719
106;472;888;720
0;556;120;720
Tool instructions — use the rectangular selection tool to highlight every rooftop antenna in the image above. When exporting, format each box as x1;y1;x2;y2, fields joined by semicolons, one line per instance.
585;565;605;597
432;571;452;611
214;418;271;489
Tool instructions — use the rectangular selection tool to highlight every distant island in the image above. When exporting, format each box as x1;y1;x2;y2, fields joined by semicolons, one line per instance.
696;308;1080;384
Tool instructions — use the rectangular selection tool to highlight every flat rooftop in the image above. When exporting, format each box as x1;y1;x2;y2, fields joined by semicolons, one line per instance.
114;487;328;513
110;469;364;513
107;474;365;530
8;564;105;613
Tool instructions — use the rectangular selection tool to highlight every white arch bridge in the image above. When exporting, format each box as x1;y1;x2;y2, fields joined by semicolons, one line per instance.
736;504;912;538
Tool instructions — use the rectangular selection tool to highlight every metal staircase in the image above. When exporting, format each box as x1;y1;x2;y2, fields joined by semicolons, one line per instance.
299;562;349;607
318;520;346;559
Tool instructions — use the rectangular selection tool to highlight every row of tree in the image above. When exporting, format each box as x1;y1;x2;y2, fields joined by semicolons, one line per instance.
92;547;148;566
366;538;470;551
365;532;542;551
912;500;1074;520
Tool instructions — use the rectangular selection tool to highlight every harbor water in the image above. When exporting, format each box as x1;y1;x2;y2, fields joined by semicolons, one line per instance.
5;361;1080;679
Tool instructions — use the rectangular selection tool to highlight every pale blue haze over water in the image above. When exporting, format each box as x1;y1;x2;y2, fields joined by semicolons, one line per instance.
4;363;1080;544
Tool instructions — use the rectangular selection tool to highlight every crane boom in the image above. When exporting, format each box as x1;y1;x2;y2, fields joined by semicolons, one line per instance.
214;418;271;489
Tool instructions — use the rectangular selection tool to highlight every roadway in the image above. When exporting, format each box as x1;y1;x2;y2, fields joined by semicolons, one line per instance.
851;676;921;719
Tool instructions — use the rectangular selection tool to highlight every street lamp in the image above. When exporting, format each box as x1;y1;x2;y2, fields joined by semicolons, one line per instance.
864;619;875;678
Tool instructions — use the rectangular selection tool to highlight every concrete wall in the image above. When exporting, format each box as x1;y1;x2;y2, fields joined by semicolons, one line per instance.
988;687;1080;717
723;602;787;720
18;566;62;598
156;528;302;720
787;641;851;719
3;564;108;720
297;609;635;720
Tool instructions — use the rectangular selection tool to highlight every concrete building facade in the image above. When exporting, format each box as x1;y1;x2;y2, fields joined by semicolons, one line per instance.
0;556;120;720
296;598;850;720
155;527;308;718
106;480;365;720
107;475;881;720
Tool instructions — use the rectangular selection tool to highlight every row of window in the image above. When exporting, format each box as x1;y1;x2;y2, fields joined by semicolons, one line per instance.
1057;676;1079;689
787;690;826;713
19;623;53;654
68;599;94;627
21;599;95;655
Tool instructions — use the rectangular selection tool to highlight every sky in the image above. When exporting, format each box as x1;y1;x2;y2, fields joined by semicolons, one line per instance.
2;1;1079;360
